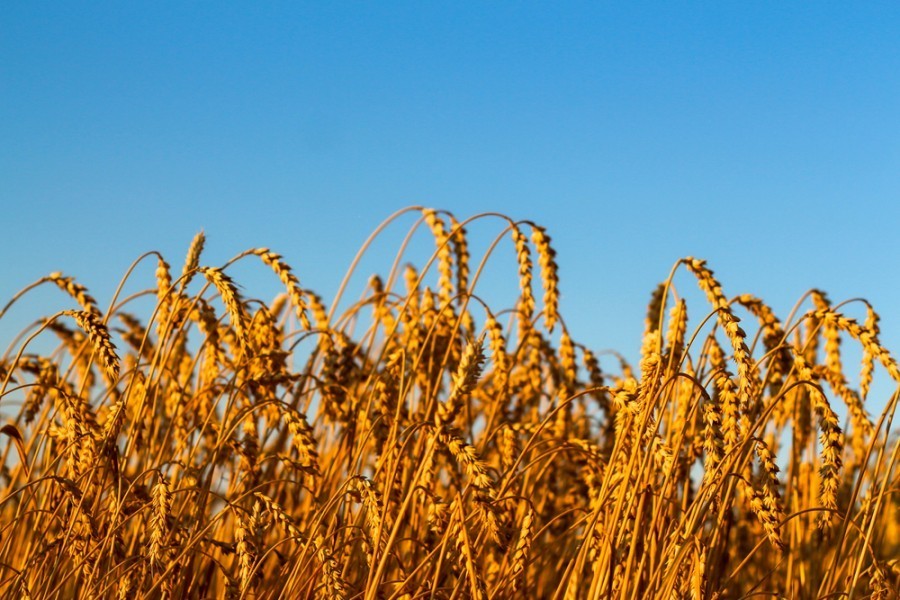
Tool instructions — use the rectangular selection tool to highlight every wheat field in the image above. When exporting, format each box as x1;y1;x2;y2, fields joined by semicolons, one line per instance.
0;207;897;599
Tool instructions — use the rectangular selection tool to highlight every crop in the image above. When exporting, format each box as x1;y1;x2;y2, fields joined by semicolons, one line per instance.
0;207;897;598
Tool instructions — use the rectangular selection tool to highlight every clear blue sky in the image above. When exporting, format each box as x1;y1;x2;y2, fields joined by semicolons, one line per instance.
3;3;900;404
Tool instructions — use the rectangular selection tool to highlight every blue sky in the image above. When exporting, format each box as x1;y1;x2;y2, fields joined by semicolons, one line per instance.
2;3;900;405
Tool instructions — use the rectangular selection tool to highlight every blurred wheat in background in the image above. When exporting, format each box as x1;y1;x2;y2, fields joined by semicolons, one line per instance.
0;208;897;599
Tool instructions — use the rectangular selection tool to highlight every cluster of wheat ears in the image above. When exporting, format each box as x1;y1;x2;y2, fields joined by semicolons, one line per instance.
0;208;897;599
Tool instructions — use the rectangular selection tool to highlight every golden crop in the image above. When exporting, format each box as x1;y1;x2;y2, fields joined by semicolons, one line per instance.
0;208;897;598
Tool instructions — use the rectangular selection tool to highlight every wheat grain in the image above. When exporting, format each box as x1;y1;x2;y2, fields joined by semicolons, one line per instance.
684;258;760;402
530;225;560;331
180;230;206;290
200;266;248;349
149;475;171;567
253;248;311;331
48;272;101;316
62;309;120;383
